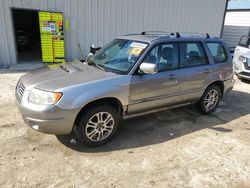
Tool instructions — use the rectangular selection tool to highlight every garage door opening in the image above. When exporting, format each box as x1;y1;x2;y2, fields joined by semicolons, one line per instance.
12;9;42;63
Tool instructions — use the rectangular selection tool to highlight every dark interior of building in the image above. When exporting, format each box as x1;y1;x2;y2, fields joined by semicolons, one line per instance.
12;9;42;63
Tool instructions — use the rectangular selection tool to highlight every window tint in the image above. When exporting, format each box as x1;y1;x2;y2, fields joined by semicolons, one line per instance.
179;42;207;68
239;36;250;48
144;43;178;72
207;42;227;63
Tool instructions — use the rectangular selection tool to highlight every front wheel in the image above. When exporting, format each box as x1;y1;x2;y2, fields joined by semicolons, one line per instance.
199;85;221;114
76;105;119;147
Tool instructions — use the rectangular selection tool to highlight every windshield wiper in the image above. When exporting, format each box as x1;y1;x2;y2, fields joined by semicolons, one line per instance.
87;60;105;71
94;63;105;71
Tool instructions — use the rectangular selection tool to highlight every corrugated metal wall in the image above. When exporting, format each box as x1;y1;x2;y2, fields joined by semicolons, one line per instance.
222;25;249;48
0;0;227;66
222;11;250;48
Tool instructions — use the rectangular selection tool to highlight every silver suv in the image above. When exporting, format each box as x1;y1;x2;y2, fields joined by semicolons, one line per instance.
16;32;235;146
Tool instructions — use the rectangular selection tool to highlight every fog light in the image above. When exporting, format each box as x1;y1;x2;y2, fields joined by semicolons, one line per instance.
31;124;39;130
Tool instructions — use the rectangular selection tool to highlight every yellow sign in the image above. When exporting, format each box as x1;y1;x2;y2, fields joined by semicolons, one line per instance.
39;11;65;63
129;47;143;56
65;19;69;31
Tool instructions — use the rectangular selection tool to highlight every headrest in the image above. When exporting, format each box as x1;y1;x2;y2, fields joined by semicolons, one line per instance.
188;51;200;58
162;47;173;60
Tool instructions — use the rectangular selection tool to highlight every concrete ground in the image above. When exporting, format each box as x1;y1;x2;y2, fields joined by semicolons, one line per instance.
0;71;250;188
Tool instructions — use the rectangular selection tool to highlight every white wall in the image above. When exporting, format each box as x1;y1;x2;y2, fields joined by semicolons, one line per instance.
0;0;227;65
224;11;250;26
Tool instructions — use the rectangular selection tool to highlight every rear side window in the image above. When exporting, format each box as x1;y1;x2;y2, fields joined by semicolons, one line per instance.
179;42;207;68
207;42;227;63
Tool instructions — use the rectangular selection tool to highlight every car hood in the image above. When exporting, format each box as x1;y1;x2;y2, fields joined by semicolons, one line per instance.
242;51;250;58
20;61;120;91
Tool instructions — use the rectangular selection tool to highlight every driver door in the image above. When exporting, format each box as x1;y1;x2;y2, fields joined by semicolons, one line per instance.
128;42;182;114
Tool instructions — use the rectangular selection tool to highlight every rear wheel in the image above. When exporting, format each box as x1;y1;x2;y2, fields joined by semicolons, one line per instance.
199;85;221;114
76;105;119;147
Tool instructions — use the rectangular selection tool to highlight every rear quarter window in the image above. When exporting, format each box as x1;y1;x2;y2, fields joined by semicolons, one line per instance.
206;42;228;63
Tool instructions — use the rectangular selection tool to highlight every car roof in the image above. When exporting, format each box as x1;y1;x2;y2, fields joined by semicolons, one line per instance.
118;32;222;43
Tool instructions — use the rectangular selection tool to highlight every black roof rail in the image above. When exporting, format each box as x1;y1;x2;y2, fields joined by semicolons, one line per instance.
140;31;210;39
141;31;182;38
141;31;172;35
176;32;212;38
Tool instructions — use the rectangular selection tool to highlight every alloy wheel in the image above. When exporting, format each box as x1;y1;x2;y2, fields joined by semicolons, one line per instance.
204;89;219;111
85;112;115;142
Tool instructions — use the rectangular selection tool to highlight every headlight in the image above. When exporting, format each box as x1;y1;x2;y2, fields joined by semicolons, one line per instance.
28;88;63;105
239;55;247;63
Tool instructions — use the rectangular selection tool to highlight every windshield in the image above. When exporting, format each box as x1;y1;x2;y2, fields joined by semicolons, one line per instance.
88;39;148;74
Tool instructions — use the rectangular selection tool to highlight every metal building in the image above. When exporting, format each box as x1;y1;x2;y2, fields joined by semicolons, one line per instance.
0;0;227;66
222;10;250;48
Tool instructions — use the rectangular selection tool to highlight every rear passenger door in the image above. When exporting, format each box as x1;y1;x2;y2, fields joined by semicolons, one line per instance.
177;42;211;102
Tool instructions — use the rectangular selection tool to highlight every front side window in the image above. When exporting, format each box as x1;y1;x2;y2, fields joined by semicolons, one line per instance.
143;43;179;72
179;42;207;68
207;42;227;63
88;39;148;74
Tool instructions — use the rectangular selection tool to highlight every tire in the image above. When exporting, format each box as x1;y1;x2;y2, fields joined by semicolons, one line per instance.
199;85;221;115
76;105;119;147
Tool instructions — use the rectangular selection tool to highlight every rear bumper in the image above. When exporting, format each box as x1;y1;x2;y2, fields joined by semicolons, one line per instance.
16;93;80;135
223;78;235;95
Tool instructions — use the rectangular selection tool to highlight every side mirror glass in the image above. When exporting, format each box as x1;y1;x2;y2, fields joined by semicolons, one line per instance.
139;62;158;74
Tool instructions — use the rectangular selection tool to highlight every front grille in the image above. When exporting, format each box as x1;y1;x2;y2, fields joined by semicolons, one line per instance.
17;82;26;99
239;71;250;77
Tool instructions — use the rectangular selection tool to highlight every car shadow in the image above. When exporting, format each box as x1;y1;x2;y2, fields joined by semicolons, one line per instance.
56;89;250;153
240;78;250;84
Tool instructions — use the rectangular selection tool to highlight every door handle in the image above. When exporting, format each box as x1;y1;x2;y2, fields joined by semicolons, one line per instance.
168;74;176;80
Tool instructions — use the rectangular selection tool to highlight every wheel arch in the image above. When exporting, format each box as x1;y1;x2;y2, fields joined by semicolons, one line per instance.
206;80;224;96
74;97;123;128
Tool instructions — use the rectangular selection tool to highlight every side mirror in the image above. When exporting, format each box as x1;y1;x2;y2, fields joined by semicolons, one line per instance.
139;62;158;74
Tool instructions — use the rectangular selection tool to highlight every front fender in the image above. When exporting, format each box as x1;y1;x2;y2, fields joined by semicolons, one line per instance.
55;75;131;110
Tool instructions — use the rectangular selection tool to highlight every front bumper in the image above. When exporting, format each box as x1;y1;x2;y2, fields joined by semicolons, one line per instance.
234;60;250;80
16;92;80;135
237;72;250;80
